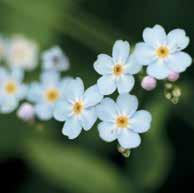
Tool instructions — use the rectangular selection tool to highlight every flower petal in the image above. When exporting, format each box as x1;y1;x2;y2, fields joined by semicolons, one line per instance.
97;75;116;95
96;98;118;122
83;84;103;108
167;29;190;52
116;94;138;116
35;104;53;120
98;121;117;142
134;42;156;65
125;54;142;74
143;24;167;48
53;101;72;122
62;117;82;139
167;52;192;73
81;107;97;131
147;60;169;79
112;40;130;64
0;96;18;113
93;54;113;75
131;110;152;133
118;129;141;149
116;75;135;94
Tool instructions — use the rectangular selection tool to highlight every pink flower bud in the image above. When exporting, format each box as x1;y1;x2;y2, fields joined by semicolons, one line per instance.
17;103;35;121
167;71;179;82
141;76;157;91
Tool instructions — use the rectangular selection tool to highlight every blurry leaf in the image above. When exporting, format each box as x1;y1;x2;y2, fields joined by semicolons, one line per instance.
127;93;173;192
23;138;134;193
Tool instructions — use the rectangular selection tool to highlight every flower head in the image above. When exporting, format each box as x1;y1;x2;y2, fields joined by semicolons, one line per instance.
141;76;157;91
6;36;38;70
94;40;142;95
96;94;152;149
0;68;27;113
53;78;103;139
28;71;72;120
134;25;192;79
42;46;70;72
17;102;35;121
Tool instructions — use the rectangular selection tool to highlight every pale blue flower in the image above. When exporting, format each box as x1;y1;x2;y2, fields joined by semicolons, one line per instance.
53;78;103;139
28;71;72;120
96;94;152;149
0;68;27;113
42;46;70;72
94;40;142;95
134;24;192;79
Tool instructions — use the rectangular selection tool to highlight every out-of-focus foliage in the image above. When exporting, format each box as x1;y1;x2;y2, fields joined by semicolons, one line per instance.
0;0;194;193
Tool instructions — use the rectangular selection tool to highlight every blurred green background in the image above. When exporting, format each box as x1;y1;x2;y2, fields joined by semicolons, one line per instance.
0;0;194;193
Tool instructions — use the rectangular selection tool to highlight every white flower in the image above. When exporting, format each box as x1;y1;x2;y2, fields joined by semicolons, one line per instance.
96;94;152;149
42;46;70;72
94;40;142;95
6;36;38;70
53;78;103;139
134;24;192;79
0;68;27;113
28;71;72;120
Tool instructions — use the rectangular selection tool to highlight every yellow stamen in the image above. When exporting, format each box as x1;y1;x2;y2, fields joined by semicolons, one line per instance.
116;115;129;128
156;46;169;58
5;81;17;94
113;64;124;76
45;88;59;102
72;101;84;115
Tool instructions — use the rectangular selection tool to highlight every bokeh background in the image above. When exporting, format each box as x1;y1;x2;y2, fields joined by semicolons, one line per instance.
0;0;194;193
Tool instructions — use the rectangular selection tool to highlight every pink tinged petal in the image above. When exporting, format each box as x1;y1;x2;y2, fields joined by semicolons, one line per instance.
167;52;192;73
116;94;138;116
167;71;180;82
62;117;82;139
80;108;97;131
116;75;135;94
130;110;152;133
83;85;103;108
167;29;190;52
97;75;116;95
134;43;156;65
112;40;130;64
96;98;118;122
93;54;114;75
141;76;157;91
98;122;117;142
143;24;167;48
118;129;141;149
147;60;170;80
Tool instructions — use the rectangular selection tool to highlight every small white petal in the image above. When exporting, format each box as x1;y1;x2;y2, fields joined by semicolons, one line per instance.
83;85;103;108
96;98;118;122
143;24;167;48
62;117;82;139
167;52;192;73
97;75;116;95
98;122;117;142
0;96;18;113
112;40;130;64
53;101;72;122
35;104;53;120
94;54;113;75
125;54;142;74
131;110;152;133
147;60;169;79
81;107;97;131
116;94;138;116
167;29;190;52
118;129;141;149
116;75;135;94
134;42;156;65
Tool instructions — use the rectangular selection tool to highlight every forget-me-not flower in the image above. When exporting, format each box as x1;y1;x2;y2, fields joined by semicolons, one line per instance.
134;24;192;79
28;71;72;120
96;94;152;149
0;68;27;113
53;78;103;139
42;46;70;72
94;40;142;95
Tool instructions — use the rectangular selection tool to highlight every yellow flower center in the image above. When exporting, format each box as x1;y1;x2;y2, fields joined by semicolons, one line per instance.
4;81;17;94
156;46;169;58
116;115;129;128
113;64;124;76
45;88;59;102
72;101;84;115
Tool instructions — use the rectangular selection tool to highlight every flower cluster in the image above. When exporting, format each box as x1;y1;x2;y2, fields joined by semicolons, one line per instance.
0;25;192;156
